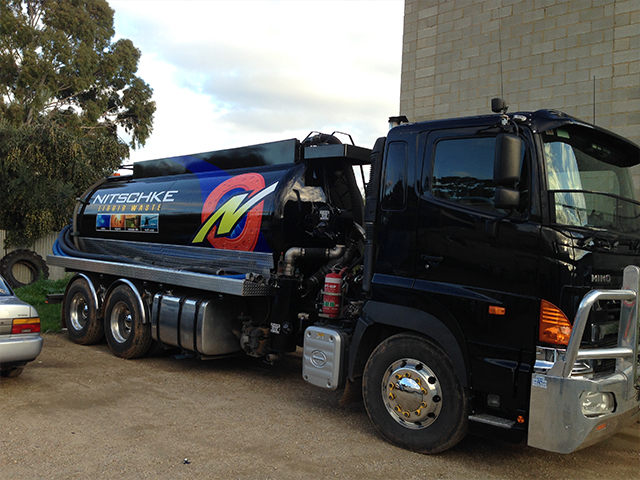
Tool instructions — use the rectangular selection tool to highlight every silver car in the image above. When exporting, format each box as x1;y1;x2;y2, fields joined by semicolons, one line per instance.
0;275;42;377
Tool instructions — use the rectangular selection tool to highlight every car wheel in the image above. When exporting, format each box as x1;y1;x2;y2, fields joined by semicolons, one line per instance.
1;366;24;377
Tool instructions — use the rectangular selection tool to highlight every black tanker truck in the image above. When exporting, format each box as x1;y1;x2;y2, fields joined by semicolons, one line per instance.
48;100;640;454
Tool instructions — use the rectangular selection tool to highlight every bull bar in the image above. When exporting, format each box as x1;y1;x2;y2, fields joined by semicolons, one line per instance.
528;265;640;453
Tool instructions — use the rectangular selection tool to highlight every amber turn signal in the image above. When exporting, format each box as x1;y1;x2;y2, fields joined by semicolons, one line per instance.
539;300;572;345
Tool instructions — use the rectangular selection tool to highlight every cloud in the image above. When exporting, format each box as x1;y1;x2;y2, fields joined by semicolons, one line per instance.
109;0;404;161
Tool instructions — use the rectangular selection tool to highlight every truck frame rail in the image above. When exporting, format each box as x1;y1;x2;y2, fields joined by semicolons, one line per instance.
47;255;274;297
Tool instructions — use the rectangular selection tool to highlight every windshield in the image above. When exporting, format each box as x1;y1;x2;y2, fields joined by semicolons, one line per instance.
542;125;640;234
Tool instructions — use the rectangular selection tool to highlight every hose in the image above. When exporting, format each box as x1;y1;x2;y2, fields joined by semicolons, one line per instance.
54;225;144;265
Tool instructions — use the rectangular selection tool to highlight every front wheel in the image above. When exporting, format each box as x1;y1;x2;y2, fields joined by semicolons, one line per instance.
103;284;151;359
362;333;468;454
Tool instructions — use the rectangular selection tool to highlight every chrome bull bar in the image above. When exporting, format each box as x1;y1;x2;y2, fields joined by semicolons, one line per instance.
528;265;640;453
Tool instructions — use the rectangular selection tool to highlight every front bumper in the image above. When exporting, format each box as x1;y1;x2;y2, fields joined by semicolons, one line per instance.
528;371;639;453
528;265;640;453
0;334;43;365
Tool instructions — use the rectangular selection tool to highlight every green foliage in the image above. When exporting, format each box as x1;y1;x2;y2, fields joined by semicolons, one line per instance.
0;0;156;246
0;119;127;245
0;0;155;147
14;276;70;333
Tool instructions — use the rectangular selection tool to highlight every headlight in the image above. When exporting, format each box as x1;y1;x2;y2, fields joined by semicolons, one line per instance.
580;391;615;417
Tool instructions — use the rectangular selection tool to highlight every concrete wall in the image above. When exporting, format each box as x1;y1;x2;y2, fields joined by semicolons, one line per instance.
400;0;640;146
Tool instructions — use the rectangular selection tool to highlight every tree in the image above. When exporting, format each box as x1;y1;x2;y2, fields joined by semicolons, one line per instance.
0;0;155;246
0;120;129;245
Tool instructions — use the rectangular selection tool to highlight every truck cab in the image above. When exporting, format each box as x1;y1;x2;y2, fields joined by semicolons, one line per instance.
346;107;640;453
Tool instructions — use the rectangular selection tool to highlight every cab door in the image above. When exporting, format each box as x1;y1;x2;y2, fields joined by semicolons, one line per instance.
415;127;541;417
373;137;418;282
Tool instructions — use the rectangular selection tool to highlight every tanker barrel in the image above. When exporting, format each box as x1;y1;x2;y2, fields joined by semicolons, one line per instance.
70;136;370;276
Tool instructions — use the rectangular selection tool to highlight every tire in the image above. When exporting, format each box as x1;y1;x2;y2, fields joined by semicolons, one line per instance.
64;277;103;345
0;250;49;288
362;333;468;454
103;284;152;359
1;366;24;377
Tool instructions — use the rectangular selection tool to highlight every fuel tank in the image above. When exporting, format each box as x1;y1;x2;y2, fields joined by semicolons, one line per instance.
72;137;369;267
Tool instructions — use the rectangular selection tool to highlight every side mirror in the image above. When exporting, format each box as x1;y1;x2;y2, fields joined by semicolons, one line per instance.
494;134;522;209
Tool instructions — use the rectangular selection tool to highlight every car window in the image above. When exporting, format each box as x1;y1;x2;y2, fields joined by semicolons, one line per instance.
0;277;13;295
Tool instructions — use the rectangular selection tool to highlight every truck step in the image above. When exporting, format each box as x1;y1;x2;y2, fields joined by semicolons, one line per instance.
469;414;516;429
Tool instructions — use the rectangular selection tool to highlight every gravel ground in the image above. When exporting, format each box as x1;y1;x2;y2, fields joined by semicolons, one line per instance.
0;333;638;480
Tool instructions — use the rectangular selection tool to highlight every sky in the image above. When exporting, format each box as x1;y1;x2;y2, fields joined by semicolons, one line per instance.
108;0;405;164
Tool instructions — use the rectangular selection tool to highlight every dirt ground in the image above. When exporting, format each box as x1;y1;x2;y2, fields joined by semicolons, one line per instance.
0;333;638;480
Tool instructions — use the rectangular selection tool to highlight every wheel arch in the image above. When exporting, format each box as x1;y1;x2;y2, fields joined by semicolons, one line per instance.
104;278;149;324
348;301;470;388
62;273;101;329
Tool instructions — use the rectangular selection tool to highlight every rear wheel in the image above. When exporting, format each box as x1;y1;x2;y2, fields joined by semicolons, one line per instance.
65;277;103;345
104;284;151;359
362;333;468;454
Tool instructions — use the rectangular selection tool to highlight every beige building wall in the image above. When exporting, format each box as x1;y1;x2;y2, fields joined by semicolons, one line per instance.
400;0;640;147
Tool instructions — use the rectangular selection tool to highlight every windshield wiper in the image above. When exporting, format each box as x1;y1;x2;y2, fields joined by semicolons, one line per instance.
551;189;640;205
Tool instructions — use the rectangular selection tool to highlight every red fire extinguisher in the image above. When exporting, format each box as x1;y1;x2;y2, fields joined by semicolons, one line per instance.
322;272;342;318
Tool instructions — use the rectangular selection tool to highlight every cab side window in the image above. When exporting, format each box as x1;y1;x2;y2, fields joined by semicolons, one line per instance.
381;142;408;211
431;137;499;212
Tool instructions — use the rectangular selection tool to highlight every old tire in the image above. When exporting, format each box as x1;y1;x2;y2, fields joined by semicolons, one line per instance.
64;277;103;345
104;284;151;359
362;333;468;454
0;250;49;288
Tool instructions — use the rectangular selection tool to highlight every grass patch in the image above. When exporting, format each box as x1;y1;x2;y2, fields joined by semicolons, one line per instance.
14;276;70;333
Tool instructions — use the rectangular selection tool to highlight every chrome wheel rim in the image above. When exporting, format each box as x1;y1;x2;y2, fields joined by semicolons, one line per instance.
109;301;132;344
70;293;88;331
381;358;442;430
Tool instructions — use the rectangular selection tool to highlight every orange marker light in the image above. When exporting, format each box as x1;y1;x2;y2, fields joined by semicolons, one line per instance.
539;300;572;345
489;305;506;315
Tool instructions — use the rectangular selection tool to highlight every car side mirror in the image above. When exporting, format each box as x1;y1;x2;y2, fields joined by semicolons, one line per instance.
494;134;522;209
